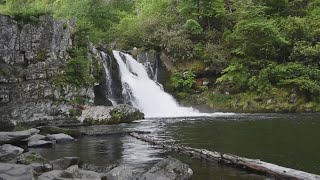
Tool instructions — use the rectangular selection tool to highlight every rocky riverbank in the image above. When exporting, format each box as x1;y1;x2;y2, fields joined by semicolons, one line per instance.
0;128;193;180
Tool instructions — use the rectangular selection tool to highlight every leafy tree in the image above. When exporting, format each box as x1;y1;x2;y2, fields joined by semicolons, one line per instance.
178;0;226;29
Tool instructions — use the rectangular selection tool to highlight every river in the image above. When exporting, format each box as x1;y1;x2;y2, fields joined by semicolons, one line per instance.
32;113;320;179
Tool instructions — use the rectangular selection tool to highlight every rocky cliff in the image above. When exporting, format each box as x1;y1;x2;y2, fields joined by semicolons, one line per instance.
0;14;143;127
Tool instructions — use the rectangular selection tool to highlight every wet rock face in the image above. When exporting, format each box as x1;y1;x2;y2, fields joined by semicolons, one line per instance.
137;51;159;81
0;14;94;124
88;45;123;105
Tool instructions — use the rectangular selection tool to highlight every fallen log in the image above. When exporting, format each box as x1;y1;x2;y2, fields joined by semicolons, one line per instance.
130;132;320;180
86;130;151;137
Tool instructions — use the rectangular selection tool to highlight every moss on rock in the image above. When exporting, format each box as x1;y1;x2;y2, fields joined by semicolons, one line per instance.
17;152;48;165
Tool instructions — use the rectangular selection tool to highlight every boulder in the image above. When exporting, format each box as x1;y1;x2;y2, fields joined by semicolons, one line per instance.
24;134;54;148
139;157;193;180
0;128;40;145
51;157;80;170
25;134;46;142
80;104;144;125
104;166;136;180
288;93;297;104
37;170;62;180
0;144;24;163
0;119;15;132
112;104;145;123
81;163;117;174
38;165;100;180
30;163;52;175
61;165;100;180
46;133;74;143
81;164;118;180
0;163;34;180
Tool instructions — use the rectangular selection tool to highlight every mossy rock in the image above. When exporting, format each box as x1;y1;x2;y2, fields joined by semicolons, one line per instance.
37;126;84;138
17;152;48;165
69;108;82;117
33;49;48;63
0;67;5;77
108;109;144;124
83;109;144;126
0;119;15;132
83;118;95;126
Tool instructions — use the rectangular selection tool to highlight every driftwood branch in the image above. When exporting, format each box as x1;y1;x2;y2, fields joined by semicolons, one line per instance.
130;132;320;180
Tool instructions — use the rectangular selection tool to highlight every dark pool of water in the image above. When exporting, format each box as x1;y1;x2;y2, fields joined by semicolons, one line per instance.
31;113;320;179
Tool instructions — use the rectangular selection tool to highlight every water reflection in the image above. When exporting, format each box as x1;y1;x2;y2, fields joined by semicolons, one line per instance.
31;113;320;179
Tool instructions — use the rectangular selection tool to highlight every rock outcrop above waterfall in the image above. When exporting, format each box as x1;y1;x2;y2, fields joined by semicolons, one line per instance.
0;14;143;126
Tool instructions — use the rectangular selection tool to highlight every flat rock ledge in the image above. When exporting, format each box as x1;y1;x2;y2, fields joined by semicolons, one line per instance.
0;128;39;145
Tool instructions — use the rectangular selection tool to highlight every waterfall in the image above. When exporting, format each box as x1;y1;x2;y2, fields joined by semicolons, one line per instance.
101;52;117;105
112;50;210;118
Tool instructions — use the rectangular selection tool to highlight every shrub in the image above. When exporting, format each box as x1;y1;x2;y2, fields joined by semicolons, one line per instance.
216;61;251;91
184;19;203;35
249;62;320;99
170;70;196;92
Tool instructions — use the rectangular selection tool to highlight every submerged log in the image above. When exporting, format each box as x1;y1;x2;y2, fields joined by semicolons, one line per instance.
130;133;320;180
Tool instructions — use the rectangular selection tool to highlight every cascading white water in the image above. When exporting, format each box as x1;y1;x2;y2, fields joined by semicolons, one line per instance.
113;50;214;118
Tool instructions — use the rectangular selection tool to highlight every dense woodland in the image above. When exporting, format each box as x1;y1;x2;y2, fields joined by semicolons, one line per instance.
1;0;320;112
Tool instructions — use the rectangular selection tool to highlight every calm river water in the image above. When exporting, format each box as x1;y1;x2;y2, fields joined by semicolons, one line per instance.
32;113;320;179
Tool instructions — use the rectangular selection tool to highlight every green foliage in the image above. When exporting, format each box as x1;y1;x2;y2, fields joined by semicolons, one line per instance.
178;0;226;27
249;63;320;99
69;96;87;105
54;48;94;87
207;93;232;105
170;71;196;93
289;41;320;64
0;67;5;77
0;0;52;18
184;19;203;35
92;59;104;83
203;44;229;73
199;85;209;92
69;108;82;117
216;61;251;91
32;49;48;64
0;0;135;44
227;17;288;60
